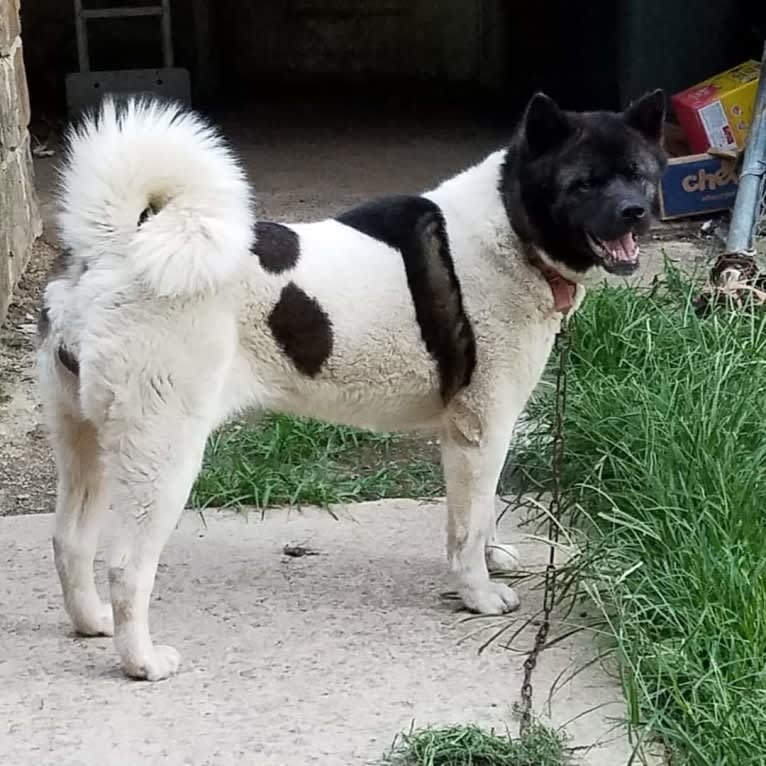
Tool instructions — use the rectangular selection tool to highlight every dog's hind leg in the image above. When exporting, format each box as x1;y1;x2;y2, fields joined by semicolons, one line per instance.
50;410;114;637
100;384;218;682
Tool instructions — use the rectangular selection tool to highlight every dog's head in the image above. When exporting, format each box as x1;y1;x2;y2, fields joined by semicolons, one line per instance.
505;90;667;277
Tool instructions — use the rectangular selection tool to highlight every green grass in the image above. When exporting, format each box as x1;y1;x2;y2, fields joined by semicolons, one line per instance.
191;414;442;509
384;723;570;766
518;271;766;765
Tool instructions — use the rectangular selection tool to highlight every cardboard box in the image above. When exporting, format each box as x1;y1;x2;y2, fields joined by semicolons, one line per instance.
659;153;739;220
658;122;739;220
671;60;760;153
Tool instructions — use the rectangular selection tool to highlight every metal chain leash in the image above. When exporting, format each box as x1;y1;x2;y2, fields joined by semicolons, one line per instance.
518;321;571;736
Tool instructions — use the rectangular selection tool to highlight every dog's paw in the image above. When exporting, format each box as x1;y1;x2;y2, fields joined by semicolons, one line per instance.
461;582;521;615
125;645;181;682
73;602;114;637
485;543;521;573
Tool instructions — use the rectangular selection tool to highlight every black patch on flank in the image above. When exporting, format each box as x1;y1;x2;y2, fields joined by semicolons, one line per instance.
251;222;300;274
336;195;476;402
57;345;79;376
268;282;333;377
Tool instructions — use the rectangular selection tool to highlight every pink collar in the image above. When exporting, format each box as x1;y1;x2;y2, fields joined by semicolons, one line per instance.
539;263;577;314
527;250;577;314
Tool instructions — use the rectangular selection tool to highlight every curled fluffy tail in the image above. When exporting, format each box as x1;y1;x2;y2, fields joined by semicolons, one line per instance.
58;98;254;297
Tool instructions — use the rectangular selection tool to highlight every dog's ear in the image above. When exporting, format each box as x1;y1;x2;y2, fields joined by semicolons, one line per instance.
623;89;665;144
523;93;572;157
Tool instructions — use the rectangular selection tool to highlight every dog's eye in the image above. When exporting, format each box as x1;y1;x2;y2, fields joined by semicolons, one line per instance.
625;161;640;179
572;179;592;193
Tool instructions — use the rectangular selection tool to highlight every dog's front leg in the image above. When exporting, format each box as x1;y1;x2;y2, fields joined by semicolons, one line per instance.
441;400;521;615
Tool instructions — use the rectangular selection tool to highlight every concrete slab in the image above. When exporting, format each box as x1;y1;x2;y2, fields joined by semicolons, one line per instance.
1;500;645;765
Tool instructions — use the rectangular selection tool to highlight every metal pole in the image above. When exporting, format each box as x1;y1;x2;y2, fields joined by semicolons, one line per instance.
726;42;766;255
73;0;90;73
161;0;174;68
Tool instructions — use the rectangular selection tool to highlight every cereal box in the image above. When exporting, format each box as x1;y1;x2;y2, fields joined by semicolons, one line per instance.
659;154;739;220
671;60;760;153
658;122;740;220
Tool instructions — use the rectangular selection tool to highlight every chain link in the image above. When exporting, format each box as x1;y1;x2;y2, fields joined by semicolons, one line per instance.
518;322;570;736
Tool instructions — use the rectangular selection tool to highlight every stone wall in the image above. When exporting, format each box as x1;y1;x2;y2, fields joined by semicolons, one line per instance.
0;0;41;323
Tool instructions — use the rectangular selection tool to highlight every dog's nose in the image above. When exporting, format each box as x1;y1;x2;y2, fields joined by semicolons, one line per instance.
619;203;646;221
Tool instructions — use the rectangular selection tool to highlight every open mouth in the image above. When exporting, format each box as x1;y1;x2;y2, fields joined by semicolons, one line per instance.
586;232;640;275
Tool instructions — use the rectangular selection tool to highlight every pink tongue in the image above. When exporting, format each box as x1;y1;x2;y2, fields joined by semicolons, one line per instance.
603;233;637;261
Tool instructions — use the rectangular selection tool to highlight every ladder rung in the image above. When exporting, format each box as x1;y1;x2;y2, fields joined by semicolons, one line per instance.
82;6;163;20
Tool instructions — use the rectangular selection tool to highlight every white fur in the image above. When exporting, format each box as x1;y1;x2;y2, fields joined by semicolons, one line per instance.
58;98;254;297
39;101;587;681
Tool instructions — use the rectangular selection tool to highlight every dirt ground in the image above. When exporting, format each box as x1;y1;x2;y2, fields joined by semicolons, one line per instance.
0;106;719;516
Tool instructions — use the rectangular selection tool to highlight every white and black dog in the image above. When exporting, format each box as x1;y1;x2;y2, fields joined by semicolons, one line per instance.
38;91;666;681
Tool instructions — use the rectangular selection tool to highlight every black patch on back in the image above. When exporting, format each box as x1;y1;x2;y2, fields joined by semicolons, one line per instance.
251;222;300;274
57;345;79;376
268;282;333;377
336;195;476;401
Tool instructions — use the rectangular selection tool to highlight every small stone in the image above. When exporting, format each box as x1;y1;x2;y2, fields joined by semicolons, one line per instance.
282;543;321;558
